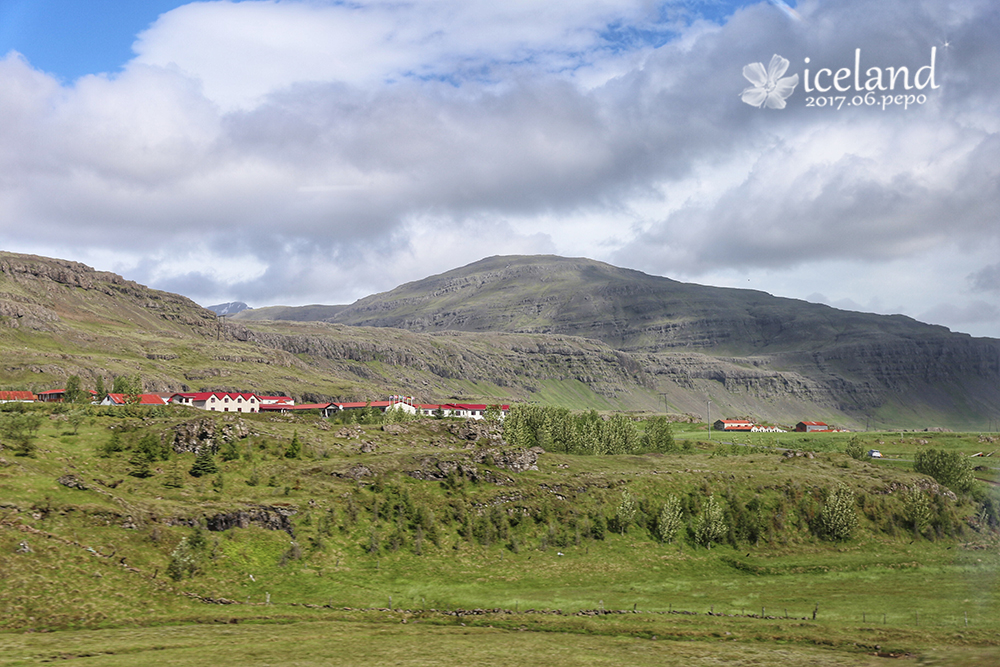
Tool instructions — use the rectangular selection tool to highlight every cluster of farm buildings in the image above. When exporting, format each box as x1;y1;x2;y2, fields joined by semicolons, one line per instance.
2;390;841;430
713;419;848;433
0;390;508;421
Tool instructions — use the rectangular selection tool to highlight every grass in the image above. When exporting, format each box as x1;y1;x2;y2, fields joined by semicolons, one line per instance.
1;405;999;664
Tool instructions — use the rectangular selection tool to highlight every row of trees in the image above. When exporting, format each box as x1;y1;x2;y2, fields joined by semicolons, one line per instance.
57;373;144;404
502;405;682;455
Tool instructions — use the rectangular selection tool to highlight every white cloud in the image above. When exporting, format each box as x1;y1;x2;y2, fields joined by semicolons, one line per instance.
0;0;999;340
130;0;672;110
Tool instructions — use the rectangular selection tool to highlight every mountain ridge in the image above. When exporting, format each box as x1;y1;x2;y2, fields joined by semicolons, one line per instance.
233;254;1000;428
2;250;998;428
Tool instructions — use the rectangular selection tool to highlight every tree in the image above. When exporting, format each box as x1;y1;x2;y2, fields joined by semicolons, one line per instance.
66;408;88;435
63;375;87;404
285;431;302;459
844;436;866;461
614;489;637;535
914;448;974;493
128;448;154;478
1;412;44;457
903;486;932;536
111;374;143;404
484;404;502;428
695;495;727;548
94;376;106;402
641;416;676;453
189;448;219;477
818;484;858;541
656;495;684;544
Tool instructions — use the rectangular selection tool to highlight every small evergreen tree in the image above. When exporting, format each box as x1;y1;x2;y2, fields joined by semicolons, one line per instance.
163;462;185;488
844;436;866;460
285;431;302;459
99;430;125;457
189;448;219;477
128;448;154;478
66;408;88;435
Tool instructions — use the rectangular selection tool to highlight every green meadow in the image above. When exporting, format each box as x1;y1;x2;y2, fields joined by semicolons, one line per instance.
1;404;998;665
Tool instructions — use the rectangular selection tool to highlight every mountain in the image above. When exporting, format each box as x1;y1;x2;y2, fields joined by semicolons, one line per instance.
3;250;999;428
0;251;664;411
207;301;251;316
237;255;955;352
234;255;1000;428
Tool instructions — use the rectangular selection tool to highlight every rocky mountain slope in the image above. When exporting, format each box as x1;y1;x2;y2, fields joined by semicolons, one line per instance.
235;255;1000;429
2;250;998;428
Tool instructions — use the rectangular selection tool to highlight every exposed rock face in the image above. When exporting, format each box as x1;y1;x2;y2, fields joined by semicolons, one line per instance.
204;506;297;536
171;418;252;455
448;419;503;443
407;445;540;483
0;252;216;329
57;474;89;490
0;297;60;330
471;446;542;472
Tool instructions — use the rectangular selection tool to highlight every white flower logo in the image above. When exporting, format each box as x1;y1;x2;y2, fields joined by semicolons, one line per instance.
741;54;799;109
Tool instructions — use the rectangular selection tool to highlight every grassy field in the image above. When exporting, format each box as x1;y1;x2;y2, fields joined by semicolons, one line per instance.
1;405;998;665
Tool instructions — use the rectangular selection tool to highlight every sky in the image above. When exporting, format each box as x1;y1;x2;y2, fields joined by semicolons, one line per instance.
1;1;998;338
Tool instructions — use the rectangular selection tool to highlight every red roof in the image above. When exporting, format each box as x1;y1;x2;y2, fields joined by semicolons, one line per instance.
798;421;828;426
171;392;258;401
332;401;392;409
260;402;332;411
0;390;35;401
106;393;168;405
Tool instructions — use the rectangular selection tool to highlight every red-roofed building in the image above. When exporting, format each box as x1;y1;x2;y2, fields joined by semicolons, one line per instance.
259;396;295;406
101;393;169;406
169;392;259;413
713;419;755;432
0;390;36;403
796;421;830;432
36;388;97;403
260;402;332;415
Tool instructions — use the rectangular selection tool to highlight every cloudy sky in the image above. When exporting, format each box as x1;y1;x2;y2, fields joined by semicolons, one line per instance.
1;0;998;337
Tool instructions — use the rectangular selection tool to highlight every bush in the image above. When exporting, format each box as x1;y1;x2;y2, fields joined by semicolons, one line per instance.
695;495;727;548
656;496;683;544
903;486;932;535
844;436;866;461
818;484;858;541
914;448;974;493
1;411;44;456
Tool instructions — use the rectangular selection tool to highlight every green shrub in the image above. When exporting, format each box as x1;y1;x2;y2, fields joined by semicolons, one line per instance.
903;486;932;535
818;484;858;541
844;436;866;460
914;448;974;493
655;495;683;544
695;495;727;548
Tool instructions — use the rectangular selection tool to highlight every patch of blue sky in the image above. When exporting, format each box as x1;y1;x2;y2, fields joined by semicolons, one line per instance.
0;0;185;81
598;0;779;54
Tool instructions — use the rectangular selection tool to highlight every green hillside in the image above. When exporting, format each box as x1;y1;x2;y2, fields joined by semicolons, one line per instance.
1;403;998;664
